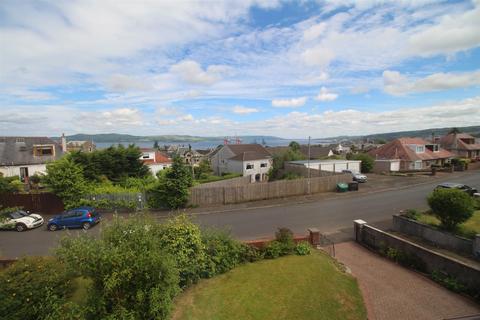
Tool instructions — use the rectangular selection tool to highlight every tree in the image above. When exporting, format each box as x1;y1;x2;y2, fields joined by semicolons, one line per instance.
153;140;159;149
448;127;461;134
195;159;212;179
352;153;374;173
149;156;193;209
44;157;88;208
288;141;300;152
428;189;475;230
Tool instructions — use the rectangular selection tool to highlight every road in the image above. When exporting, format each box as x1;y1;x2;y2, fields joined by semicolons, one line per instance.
1;171;479;259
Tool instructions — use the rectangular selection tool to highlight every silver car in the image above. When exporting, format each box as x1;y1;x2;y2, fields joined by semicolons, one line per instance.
342;169;367;183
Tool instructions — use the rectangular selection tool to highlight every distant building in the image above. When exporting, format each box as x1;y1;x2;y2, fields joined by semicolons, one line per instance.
139;148;172;176
369;137;453;170
0;136;63;181
211;144;272;182
267;145;334;159
438;132;480;159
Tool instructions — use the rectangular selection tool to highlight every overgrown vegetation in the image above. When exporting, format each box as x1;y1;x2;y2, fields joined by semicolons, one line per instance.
0;175;24;194
427;188;475;231
350;153;374;173
269;141;306;180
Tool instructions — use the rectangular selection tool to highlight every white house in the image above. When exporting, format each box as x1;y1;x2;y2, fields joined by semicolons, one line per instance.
0;137;64;182
211;144;272;182
287;159;362;173
139;148;172;177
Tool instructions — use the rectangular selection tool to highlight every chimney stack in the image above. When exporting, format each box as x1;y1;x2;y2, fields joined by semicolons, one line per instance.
61;133;67;153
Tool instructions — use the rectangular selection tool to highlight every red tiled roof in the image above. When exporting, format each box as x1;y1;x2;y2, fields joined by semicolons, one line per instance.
440;133;480;151
368;138;454;162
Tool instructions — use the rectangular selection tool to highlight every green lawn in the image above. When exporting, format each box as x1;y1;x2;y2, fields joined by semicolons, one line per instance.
417;210;480;239
172;252;367;320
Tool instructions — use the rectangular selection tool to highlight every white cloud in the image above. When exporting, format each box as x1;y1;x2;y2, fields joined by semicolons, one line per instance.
271;96;307;108
383;70;480;95
170;60;229;86
106;74;150;92
76;108;144;128
232;105;259;114
409;3;480;56
315;87;338;101
178;114;194;122
302;46;335;67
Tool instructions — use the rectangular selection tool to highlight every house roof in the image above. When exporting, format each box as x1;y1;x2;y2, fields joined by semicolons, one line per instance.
266;145;332;159
368;137;454;162
439;133;480;151
227;144;271;161
0;136;63;166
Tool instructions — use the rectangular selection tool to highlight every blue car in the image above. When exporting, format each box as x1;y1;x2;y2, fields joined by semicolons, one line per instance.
47;207;101;231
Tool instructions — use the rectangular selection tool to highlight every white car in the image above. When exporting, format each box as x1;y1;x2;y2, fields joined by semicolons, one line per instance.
0;210;44;232
342;169;367;183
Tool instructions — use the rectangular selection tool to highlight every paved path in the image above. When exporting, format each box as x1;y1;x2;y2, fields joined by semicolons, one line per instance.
335;242;480;320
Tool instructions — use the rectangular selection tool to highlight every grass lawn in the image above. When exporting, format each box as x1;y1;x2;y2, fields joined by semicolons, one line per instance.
172;252;367;320
416;210;480;239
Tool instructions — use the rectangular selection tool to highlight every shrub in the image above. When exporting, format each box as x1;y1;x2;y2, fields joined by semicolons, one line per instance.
427;189;475;230
263;241;283;259
239;244;265;262
352;153;374;173
295;241;311;255
201;229;244;278
275;227;295;255
56;215;179;320
0;257;72;320
158;214;205;287
384;247;426;272
404;209;420;220
431;270;466;293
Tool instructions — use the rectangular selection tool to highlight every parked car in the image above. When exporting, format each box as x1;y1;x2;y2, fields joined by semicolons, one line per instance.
0;209;44;232
434;183;478;196
47;207;101;231
342;169;367;183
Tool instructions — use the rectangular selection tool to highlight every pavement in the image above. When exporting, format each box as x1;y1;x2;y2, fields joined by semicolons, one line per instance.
1;169;479;259
335;242;480;320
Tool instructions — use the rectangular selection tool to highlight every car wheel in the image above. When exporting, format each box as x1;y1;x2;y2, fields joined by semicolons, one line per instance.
48;224;58;231
15;223;26;232
82;222;91;230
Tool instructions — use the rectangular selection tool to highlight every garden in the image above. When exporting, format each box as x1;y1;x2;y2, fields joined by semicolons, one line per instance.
0;214;366;320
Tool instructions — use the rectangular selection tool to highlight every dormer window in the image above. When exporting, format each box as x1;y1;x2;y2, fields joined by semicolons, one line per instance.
33;145;54;156
415;145;425;153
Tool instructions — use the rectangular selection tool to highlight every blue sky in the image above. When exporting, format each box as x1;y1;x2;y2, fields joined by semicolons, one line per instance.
0;0;479;138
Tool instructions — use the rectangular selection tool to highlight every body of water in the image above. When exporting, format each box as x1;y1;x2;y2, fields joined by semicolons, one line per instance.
95;138;335;150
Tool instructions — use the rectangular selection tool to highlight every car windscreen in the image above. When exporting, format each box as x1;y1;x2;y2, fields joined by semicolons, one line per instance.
9;212;24;219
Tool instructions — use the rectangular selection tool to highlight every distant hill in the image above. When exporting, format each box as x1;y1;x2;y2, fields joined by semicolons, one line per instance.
325;125;480;142
54;134;288;144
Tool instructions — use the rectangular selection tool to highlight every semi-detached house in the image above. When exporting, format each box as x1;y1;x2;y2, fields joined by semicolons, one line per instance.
210;144;272;182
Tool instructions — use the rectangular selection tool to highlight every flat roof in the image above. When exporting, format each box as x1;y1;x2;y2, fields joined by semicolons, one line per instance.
288;160;361;164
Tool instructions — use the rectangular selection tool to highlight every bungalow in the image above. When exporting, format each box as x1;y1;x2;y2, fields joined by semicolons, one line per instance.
0;137;64;182
438;132;480;159
139;148;172;176
368;137;453;171
211;144;272;182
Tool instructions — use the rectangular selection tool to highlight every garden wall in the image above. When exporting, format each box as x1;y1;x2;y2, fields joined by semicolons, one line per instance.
189;174;351;206
354;220;480;293
392;214;474;257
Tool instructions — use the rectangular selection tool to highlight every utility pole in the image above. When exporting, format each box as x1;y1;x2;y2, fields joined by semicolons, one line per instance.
307;136;311;194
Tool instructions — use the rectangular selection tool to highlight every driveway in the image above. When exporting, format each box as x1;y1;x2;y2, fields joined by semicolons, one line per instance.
335;242;480;320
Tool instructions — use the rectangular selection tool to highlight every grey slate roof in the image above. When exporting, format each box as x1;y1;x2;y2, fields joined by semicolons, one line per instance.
227;144;271;161
0;137;63;166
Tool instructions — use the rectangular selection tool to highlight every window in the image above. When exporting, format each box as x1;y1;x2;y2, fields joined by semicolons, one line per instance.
260;163;267;168
414;161;422;170
246;164;254;170
142;153;150;159
415;146;425;153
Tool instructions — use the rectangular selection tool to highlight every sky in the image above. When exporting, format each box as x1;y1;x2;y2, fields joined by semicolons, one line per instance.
0;0;479;139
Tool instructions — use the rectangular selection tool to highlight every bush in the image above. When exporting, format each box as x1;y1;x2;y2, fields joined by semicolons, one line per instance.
158;214;205;287
385;247;426;272
352;153;374;173
295;241;311;255
431;270;466;293
263;241;283;259
427;189;475;230
56;215;179;320
239;244;265;262
404;209;420;220
201;229;244;278
275;227;295;255
0;257;72;320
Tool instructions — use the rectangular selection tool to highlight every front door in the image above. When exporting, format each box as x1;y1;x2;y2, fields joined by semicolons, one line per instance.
19;167;29;182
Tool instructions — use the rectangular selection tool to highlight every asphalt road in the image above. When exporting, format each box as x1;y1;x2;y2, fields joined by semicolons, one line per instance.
1;171;479;259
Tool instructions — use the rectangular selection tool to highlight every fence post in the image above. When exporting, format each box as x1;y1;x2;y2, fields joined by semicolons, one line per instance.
308;228;320;245
353;219;367;242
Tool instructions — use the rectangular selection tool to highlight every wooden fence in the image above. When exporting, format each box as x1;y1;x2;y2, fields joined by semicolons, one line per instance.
189;174;351;206
0;193;64;215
